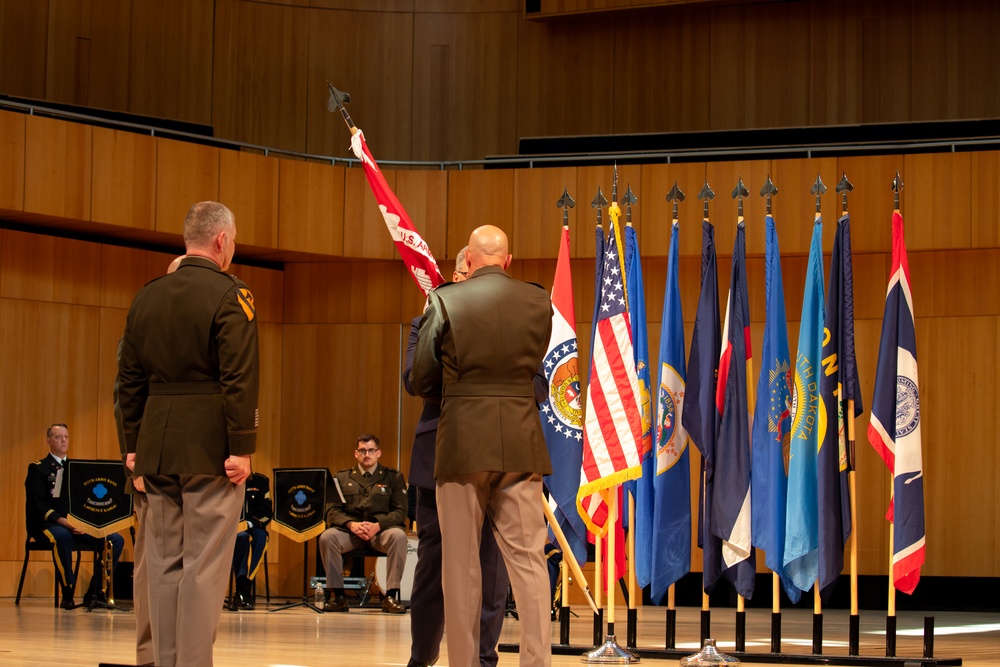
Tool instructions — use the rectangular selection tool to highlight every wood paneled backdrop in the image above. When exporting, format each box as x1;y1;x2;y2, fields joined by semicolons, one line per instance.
0;0;996;162
0;0;996;599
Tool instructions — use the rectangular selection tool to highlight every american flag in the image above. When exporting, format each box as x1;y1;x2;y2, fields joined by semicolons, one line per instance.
578;213;644;536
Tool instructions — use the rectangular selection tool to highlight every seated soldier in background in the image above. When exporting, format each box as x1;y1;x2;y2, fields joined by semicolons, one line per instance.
318;433;408;614
25;423;125;609
229;470;272;610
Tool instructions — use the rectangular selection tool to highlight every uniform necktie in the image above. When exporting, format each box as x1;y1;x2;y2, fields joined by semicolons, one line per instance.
363;471;371;480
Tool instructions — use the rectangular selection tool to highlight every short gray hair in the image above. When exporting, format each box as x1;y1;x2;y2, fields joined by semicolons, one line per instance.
455;245;470;270
183;201;234;247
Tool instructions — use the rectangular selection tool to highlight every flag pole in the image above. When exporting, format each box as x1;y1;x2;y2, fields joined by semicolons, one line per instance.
620;182;640;650
542;499;598;614
837;171;861;657
731;176;751;654
696;180;715;650
664;181;686;653
594;528;604;647
810;174;828;656
760;174;783;655
326;83;358;135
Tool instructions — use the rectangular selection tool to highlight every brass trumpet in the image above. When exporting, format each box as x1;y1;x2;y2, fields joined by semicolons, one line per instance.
100;536;115;606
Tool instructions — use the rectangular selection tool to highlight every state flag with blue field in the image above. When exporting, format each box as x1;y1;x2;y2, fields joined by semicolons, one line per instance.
540;224;588;565
784;217;826;594
818;213;864;600
713;221;755;599
625;223;656;588
681;219;723;594
868;210;925;596
750;214;800;603
649;221;692;603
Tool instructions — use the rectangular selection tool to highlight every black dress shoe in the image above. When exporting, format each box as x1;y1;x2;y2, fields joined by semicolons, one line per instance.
60;597;76;610
406;659;436;667
323;594;349;612
381;595;405;614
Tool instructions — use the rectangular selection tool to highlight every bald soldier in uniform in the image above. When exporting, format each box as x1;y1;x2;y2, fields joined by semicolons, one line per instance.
117;202;259;667
411;225;554;667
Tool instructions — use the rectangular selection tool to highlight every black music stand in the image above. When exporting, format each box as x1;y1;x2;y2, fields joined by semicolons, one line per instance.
66;459;133;613
268;467;331;614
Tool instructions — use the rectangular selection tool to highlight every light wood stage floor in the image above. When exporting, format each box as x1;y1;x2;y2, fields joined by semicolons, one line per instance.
2;598;996;666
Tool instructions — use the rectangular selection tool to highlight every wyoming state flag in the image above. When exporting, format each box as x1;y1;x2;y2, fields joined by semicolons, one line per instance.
868;210;925;595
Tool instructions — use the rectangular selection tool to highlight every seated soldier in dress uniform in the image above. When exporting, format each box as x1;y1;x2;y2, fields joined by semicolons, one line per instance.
317;433;408;614
229;470;272;610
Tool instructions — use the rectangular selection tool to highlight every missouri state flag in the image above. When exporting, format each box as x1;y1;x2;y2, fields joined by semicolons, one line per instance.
350;129;444;296
540;224;588;565
868;210;925;596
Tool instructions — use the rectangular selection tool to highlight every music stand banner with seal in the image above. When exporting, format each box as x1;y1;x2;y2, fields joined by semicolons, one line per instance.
66;459;134;537
271;467;329;542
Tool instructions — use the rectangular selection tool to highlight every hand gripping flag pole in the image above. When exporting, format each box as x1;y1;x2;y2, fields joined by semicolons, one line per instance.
326;84;444;297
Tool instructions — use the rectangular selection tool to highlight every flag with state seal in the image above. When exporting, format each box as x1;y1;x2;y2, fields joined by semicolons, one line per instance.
540;224;588;565
868;210;925;595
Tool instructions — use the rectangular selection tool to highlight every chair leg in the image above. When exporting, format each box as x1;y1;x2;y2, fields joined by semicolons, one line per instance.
15;547;31;606
264;551;270;603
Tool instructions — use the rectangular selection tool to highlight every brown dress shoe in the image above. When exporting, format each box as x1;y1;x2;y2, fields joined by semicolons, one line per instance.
323;594;349;612
381;595;405;614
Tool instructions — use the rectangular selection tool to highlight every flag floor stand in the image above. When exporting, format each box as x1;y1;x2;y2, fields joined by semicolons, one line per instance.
269;541;323;614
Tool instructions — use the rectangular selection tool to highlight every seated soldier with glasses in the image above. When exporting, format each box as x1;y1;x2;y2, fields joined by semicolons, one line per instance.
318;434;408;613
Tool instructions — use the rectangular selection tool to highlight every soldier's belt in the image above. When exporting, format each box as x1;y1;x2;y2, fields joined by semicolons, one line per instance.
148;381;223;395
443;383;534;397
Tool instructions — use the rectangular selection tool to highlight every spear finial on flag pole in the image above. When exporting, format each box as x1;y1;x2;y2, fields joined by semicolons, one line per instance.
811;173;827;214
731;176;749;221
698;180;715;219
326;83;357;134
760;175;778;215
892;170;904;211
592;187;608;228
836;172;854;215
557;187;576;229
621;185;637;227
666;180;685;223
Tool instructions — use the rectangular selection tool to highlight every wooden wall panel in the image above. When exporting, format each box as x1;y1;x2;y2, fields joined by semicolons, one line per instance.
91;126;156;231
154;138;220;236
219;150;280;250
902;152;972;251
516;16;613;140
446;170;514;258
637;163;707;259
99;245;177;310
910;0;1000;123
411;9;519;162
212;0;310;154
0;0;48;100
0;230;101;305
255;319;283;567
305;9;414;159
277;159;345;257
231;263;285;325
970;151;999;250
807;0;862;126
395;169;449;265
908;249;1000;319
857;1;911;125
279;322;403;470
23;114;92;221
615;5;711;134
283;261;404;325
0;110;25;212
920;316;997;576
512;166;579;260
129;0;214;125
45;0;131;110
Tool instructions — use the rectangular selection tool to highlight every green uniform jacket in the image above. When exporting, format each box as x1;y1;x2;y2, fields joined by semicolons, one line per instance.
410;265;553;479
116;256;260;476
326;465;408;533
